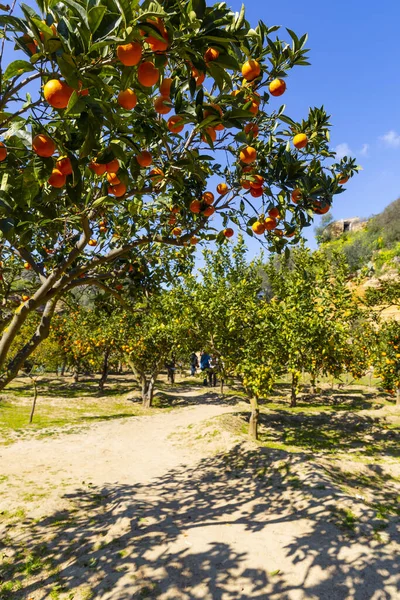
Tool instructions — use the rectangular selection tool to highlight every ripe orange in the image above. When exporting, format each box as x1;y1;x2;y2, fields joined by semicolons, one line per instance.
172;227;182;237
0;142;7;162
252;221;265;235
195;73;205;86
313;201;330;215
32;134;55;157
170;205;180;214
99;226;107;233
250;187;263;198
242;59;261;81
223;228;234;238
117;42;142;66
274;229;284;237
241;178;251;190
136;151;152;167
244;123;259;138
338;173;349;184
204;47;219;62
264;217;277;231
138;61;159;87
77;81;89;96
190;236;199;245
118;89;137;110
89;160;107;176
48;168;66;188
240;146;257;164
269;78;286;97
106;172;120;185
248;101;259;116
167;115;184;134
202;191;214;205
154;96;171;114
149;167;164;182
108;182;127;197
147;30;169;52
43;79;73;109
88;239;97;247
203;205;215;217
268;207;280;219
56;156;72;175
293;133;308;149
106;159;119;173
168;215;177;225
201;127;217;143
21;294;30;302
291;188;302;203
24;262;31;269
250;174;264;189
160;78;173;96
217;183;229;195
190;199;202;213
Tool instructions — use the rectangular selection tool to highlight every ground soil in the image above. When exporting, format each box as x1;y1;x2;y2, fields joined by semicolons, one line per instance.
0;381;399;599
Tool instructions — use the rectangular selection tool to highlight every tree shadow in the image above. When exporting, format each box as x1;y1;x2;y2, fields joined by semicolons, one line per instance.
2;446;399;599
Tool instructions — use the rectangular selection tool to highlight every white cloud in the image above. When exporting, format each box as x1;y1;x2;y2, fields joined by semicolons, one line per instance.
335;143;353;159
380;130;400;148
360;143;369;156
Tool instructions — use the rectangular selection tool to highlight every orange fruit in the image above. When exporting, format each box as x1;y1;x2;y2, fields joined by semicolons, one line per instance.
168;115;184;134
202;191;214;205
252;221;265;235
250;187;263;198
99;226;107;233
0;142;7;162
172;227;182;237
43;79;73;109
203;206;215;217
21;294;30;302
106;159;119;173
138;61;159;87
168;215;177;225
106;172;120;185
89;160;106;176
88;239;97;247
154;96;171;114
274;229;284;237
241;178;251;190
268;207;280;219
118;89;137;110
244;123;259;138
160;78;173;96
56;156;72;175
32;134;56;157
240;146;257;164
293;133;308;149
108;182;127;197
291;188;302;203
195;73;205;86
201;127;216;143
313;201;330;215
338;174;349;184
248;101;259;116
117;42;142;66
269;78;286;97
48;168;66;188
217;183;229;195
149;167;164;179
223;228;234;238
264;217;277;231
136;151;152;167
242;59;261;81
250;174;264;189
170;205;180;214
147;30;169;52
77;80;89;96
190;236;199;245
24;262;31;269
204;47;219;62
190;199;202;213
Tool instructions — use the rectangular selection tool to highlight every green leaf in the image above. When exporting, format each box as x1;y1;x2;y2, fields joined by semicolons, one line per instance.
192;0;206;19
114;0;133;27
88;6;106;35
3;60;34;81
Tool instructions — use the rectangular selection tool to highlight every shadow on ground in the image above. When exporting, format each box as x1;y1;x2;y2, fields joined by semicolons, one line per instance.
1;446;399;599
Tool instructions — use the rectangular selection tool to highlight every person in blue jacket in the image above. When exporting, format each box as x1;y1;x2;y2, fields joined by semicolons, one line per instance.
200;350;211;386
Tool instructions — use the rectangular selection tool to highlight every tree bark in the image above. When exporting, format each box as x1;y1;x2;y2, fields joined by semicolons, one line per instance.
249;396;259;440
290;372;299;408
73;361;80;383
142;374;157;408
98;348;110;393
396;388;400;406
220;378;224;395
310;373;316;395
29;376;38;424
60;359;66;377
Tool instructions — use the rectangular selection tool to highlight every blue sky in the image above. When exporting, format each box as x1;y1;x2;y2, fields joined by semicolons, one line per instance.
227;0;400;254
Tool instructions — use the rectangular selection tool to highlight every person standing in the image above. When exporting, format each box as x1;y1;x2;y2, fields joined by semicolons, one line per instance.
189;352;199;376
200;350;211;386
209;354;219;387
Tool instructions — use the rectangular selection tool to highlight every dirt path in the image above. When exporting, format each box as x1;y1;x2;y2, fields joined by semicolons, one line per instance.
0;393;399;600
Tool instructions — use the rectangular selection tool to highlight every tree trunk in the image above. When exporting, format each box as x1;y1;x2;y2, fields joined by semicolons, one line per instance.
310;373;316;395
220;378;224;395
60;359;66;377
29;376;38;424
291;372;299;408
249;396;259;440
396;388;400;406
142;374;156;408
73;361;80;383
98;348;110;393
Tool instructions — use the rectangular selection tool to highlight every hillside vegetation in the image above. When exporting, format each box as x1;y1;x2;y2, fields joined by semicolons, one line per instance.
321;198;400;273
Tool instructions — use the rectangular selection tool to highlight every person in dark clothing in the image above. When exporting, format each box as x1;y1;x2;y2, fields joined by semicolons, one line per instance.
208;354;219;387
200;350;211;385
165;355;176;384
190;352;199;376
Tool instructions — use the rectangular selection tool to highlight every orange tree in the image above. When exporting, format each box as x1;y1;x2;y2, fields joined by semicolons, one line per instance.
373;320;400;404
0;0;358;390
263;246;368;406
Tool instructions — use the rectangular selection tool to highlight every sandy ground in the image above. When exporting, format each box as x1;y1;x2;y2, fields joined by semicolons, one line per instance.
0;389;399;599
